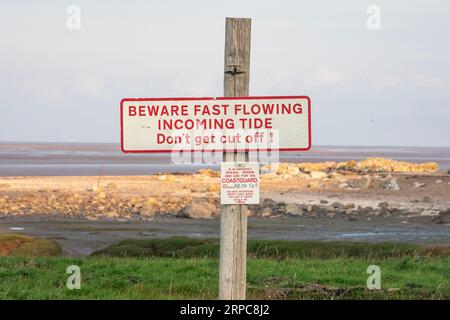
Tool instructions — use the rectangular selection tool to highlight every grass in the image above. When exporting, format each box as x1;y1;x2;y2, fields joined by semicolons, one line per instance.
0;255;449;299
0;237;449;299
92;236;450;259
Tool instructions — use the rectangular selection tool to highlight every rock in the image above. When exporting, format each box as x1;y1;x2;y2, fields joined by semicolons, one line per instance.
351;158;438;173
432;209;450;224
420;209;440;216
261;207;273;217
266;158;438;176
435;180;443;184
273;202;287;215
358;207;373;215
206;184;220;192
422;195;433;203
413;182;426;188
140;197;159;216
320;200;329;204
285;203;303;216
286;166;300;176
331;202;345;210
378;202;389;209
178;201;218;219
157;175;175;182
310;171;327;179
344;203;355;210
329;172;347;182
346;178;369;189
104;211;119;218
338;183;348;189
197;169;220;177
382;178;400;190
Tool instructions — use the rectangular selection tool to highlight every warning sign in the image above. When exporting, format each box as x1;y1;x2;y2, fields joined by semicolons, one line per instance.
221;162;259;205
120;96;311;153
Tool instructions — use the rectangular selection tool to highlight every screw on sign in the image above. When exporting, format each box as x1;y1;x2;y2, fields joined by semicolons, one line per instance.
119;17;311;300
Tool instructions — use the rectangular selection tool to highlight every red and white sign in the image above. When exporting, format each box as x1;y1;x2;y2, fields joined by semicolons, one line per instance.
120;96;311;153
221;162;259;205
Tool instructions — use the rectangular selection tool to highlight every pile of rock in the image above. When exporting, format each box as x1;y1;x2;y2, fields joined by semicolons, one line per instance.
263;158;439;175
249;198;440;219
0;188;193;220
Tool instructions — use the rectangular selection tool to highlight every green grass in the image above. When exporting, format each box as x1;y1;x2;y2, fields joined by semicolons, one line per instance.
1;236;449;299
92;236;449;259
0;255;449;299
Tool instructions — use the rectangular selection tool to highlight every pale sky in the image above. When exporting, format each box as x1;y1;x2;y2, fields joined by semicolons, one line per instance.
1;0;449;146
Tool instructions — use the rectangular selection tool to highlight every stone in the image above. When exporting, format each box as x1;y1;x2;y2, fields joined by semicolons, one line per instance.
206;184;220;192
197;169;220;177
310;171;327;179
261;207;273;217
104;211;119;218
157;175;175;182
432;209;450;224
382;178;400;190
338;183;348;189
378;202;389;209
178;201;218;219
320;200;328;204
140;197;159;217
422;195;433;203
285;203;303;216
346;178;369;189
286;166;300;176
344;203;355;210
413;182;426;188
435;180;443;184
331;202;345;210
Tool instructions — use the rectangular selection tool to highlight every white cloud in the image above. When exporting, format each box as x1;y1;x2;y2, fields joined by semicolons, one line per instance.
307;65;344;87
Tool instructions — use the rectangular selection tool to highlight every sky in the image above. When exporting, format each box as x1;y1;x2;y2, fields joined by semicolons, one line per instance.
0;0;449;146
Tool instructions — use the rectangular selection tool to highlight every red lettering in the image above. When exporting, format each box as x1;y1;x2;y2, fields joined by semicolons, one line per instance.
139;105;145;116
157;133;165;144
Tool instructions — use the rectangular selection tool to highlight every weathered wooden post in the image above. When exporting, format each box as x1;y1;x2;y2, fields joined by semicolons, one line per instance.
219;17;251;300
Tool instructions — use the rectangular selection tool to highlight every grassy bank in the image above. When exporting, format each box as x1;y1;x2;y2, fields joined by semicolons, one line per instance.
92;237;450;259
1;236;449;299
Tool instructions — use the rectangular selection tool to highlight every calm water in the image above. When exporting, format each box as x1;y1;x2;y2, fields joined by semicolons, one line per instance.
0;142;449;176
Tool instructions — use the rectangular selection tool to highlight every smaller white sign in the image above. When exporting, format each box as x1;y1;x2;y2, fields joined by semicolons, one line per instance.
221;162;260;205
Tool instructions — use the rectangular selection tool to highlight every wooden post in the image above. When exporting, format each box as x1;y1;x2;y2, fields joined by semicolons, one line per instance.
219;17;251;300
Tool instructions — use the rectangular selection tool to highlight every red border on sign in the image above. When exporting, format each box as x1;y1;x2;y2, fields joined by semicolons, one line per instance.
120;96;312;153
